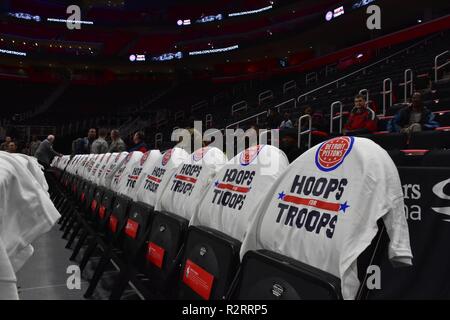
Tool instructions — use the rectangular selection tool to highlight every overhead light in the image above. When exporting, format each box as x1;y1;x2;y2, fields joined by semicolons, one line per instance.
417;19;422;23
356;53;364;58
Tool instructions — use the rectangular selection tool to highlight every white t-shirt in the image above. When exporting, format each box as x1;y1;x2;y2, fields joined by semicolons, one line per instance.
102;152;128;188
135;147;189;207
80;154;97;180
240;136;413;300
117;150;162;199
96;153;117;185
155;147;227;220
0;154;60;299
7;153;48;192
110;151;143;193
93;153;112;185
89;153;108;183
191;145;289;242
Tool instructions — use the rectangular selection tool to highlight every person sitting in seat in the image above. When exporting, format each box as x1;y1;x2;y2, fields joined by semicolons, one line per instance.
388;92;439;134
128;131;148;153
280;128;302;163
300;106;326;132
279;112;294;129
6;141;17;153
343;94;377;135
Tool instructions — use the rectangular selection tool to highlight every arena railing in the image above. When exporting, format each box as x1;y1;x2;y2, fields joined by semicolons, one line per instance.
434;50;449;82
401;68;414;103
258;90;274;106
296;34;435;105
225;98;296;130
330;101;343;135
223;35;437;132
298;114;312;149
381;78;393;116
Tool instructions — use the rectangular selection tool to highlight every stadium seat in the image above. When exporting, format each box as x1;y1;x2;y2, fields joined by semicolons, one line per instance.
83;194;132;298
140;210;189;299
236;137;413;300
368;133;408;150
228;250;342;300
178;225;242;300
408;130;449;149
421;150;450;167
108;201;154;300
177;145;289;300
78;189;116;272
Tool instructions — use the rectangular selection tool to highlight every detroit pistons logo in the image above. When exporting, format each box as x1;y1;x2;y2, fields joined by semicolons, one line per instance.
240;145;263;166
162;149;173;166
140;151;150;166
192;147;210;162
315;136;354;172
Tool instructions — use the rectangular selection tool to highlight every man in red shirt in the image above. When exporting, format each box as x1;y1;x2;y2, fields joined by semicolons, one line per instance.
343;94;378;135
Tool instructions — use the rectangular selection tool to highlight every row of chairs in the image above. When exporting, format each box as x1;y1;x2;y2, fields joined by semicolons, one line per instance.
49;167;355;300
361;128;450;151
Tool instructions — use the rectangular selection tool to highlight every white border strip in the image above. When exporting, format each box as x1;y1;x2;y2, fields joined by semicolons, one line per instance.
0;48;27;56
47;18;94;25
228;5;272;17
189;44;239;56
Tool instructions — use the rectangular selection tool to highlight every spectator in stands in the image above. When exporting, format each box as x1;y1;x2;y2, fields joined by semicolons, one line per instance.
1;136;12;151
267;109;282;129
343;94;378;135
279;128;302;163
35;135;62;168
129;131;148;153
108;129;126;152
30;135;41;156
388;92;439;135
72;128;97;154
280;112;294;129
21;142;31;155
300;106;326;132
91;128;109;154
6;141;17;153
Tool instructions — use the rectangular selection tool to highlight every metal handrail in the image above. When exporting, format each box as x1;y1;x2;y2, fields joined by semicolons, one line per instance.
258;90;274;105
283;80;296;94
298;114;312;149
306;72;318;85
226;110;266;129
225;98;296;129
155;132;163;148
403;68;413;102
330;101;343;134
359;89;369;102
191;100;208;113
434;50;449;82
296;34;436;104
174;110;184;122
231;100;248;117
205;114;213;129
381;78;392;116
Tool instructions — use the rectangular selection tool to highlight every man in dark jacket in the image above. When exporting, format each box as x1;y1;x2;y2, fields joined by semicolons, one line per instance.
388;92;439;134
35;135;62;168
